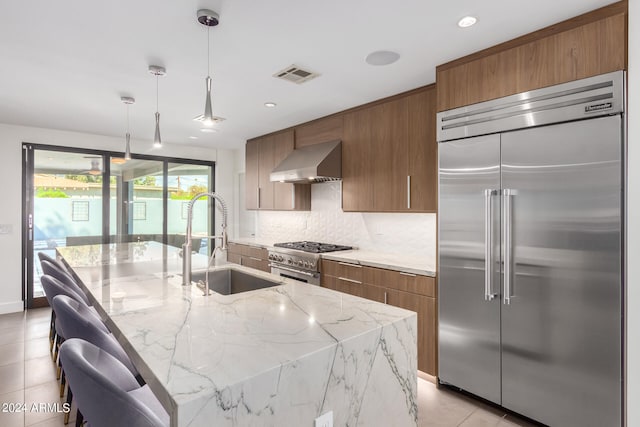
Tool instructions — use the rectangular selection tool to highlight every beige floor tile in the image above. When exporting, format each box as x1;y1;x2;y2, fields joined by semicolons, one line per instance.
0;328;27;346
23;381;63;426
0;389;26;427
25;357;57;389
0;362;25;395
0;342;25;367
0;313;26;331
24;323;50;341
26;309;51;323
459;408;506;427
417;378;478;427
24;339;50;361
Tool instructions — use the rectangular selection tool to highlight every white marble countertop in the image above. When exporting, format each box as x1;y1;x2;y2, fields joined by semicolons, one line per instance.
229;238;436;277
57;242;418;427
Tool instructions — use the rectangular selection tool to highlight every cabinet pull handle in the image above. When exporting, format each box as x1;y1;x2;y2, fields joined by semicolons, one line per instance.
249;257;262;261
338;262;361;268
399;272;416;277
407;175;411;209
384;291;388;304
338;277;362;284
240;257;243;266
257;187;260;208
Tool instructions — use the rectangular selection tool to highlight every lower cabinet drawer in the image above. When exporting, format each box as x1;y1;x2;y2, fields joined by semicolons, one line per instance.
241;256;269;272
321;275;362;297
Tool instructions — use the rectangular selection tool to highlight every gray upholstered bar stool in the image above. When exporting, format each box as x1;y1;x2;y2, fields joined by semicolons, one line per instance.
53;294;144;424
59;338;169;427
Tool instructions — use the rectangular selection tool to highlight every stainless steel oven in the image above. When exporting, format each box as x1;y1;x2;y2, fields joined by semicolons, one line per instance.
270;265;320;285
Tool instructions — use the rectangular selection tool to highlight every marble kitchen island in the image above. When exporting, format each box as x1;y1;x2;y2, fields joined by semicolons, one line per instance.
57;242;418;427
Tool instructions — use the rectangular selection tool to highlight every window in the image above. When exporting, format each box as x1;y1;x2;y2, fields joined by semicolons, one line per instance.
132;202;147;221
71;201;89;221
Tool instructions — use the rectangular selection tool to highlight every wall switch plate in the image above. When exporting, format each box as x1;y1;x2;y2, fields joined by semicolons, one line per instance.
0;224;12;235
315;411;333;427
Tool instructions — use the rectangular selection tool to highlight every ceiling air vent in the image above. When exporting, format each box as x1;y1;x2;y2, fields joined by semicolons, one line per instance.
193;115;226;124
273;64;319;84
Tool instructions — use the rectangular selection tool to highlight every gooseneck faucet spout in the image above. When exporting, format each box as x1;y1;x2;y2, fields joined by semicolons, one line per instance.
182;192;228;288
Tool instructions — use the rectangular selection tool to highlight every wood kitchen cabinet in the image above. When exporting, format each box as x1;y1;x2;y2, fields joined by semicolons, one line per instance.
320;259;437;375
342;85;437;213
294;115;343;148
245;130;310;211
226;243;270;272
436;1;627;111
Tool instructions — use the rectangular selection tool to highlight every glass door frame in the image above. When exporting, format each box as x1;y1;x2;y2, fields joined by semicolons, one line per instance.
22;142;215;309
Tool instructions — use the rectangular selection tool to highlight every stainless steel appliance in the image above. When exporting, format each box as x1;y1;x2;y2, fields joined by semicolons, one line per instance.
268;241;352;285
437;71;624;427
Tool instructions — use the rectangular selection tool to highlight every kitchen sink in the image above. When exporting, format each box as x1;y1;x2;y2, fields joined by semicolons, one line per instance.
189;268;280;295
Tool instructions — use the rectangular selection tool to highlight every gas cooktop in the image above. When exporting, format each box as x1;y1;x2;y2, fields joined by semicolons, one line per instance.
273;241;353;254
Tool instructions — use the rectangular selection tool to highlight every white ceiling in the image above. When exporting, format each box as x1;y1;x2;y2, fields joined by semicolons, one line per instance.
0;0;618;150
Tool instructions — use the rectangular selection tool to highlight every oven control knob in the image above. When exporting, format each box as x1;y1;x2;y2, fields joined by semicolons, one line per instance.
287;259;292;264
297;260;303;267
303;261;310;268
268;254;274;260
278;256;284;262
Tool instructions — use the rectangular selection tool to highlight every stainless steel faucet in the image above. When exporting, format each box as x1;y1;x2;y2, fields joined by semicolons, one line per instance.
182;192;228;291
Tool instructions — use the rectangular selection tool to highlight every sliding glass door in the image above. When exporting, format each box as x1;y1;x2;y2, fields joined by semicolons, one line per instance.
23;143;214;308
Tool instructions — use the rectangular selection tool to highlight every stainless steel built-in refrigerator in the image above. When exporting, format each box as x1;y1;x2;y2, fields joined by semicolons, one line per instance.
437;71;624;427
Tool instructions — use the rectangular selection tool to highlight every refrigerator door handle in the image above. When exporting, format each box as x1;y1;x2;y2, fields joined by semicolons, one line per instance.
484;189;497;300
503;189;514;304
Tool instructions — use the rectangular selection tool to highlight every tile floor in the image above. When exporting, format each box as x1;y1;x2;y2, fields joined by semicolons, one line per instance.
0;308;536;427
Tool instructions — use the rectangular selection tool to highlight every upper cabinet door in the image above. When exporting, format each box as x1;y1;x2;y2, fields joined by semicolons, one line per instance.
342;107;374;212
407;88;437;212
245;139;259;210
295;115;343;148
257;135;275;210
273;130;295;210
373;98;408;211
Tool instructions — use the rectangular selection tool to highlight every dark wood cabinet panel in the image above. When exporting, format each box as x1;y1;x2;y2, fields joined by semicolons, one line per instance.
374;99;408;211
321;260;363;282
342;87;436;212
342;108;374;211
394;290;437;375
363;266;436;297
226;243;269;272
245;140;259;210
246;130;311;211
257;135;275;210
227;252;242;265
436;3;627;111
295;115;344;148
407;89;437;212
273;130;295;210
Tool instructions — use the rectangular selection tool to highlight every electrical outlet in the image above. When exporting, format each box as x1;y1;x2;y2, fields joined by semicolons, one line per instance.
315;411;333;427
0;224;12;235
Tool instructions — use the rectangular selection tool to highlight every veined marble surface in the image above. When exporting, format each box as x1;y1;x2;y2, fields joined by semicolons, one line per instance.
58;242;418;427
320;250;435;277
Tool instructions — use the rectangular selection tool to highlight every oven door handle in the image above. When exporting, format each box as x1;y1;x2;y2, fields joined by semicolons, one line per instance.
269;264;317;277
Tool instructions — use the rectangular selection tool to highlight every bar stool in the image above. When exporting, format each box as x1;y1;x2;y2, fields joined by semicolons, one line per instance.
53;295;143;424
59;338;168;427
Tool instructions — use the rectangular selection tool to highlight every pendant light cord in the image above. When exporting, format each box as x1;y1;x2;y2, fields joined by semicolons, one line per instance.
126;103;130;132
207;26;211;77
156;75;159;113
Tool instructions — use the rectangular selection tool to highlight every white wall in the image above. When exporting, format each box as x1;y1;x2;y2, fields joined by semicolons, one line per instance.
626;1;638;425
0;123;238;314
255;182;436;259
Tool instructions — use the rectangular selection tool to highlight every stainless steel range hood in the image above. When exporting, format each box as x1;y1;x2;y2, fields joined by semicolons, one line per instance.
270;140;341;183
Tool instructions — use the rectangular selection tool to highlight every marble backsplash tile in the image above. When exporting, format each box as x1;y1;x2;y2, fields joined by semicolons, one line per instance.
256;182;436;259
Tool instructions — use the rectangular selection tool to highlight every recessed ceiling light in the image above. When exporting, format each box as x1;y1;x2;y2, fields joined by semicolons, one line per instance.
189;136;198;139
200;128;218;133
264;102;277;108
365;50;400;66
458;16;477;28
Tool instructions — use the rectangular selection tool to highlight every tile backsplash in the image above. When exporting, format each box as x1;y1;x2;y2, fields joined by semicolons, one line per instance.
255;182;436;259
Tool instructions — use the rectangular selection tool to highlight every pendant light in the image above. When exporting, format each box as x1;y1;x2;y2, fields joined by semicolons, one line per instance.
148;65;166;147
118;96;135;163
197;9;219;127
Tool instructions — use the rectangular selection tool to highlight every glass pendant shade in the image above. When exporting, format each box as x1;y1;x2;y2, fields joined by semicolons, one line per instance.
203;76;214;126
154;112;162;147
125;133;132;160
